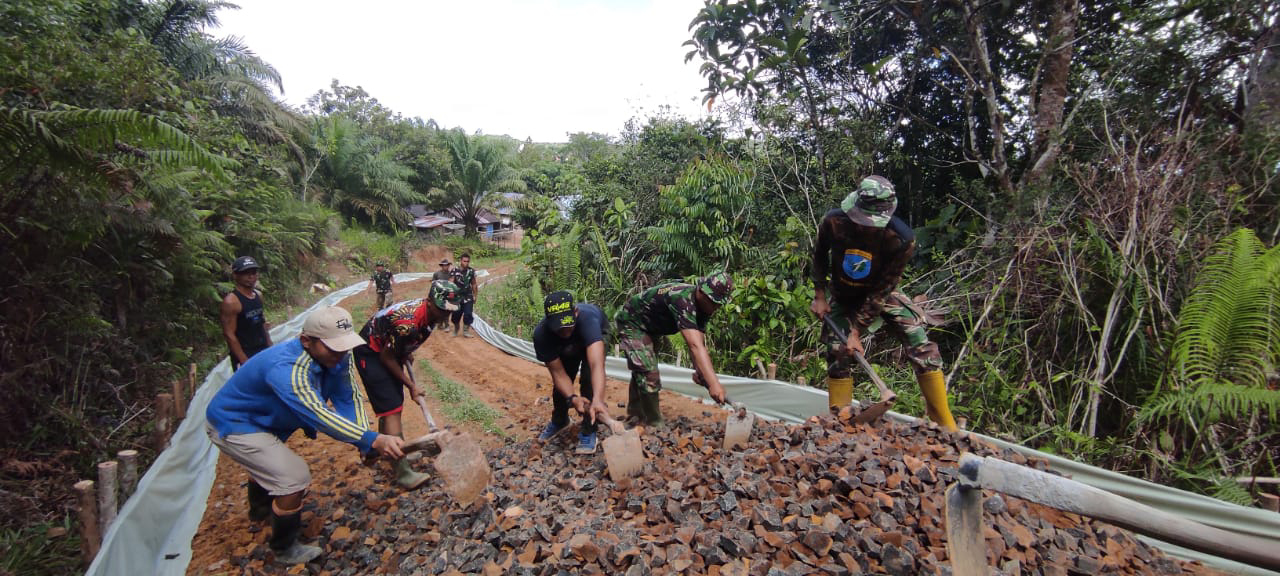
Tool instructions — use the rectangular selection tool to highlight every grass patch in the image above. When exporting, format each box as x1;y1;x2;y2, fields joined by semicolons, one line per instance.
1;517;80;576
417;360;505;437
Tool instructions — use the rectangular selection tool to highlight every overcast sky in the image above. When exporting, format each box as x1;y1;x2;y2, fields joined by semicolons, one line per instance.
214;0;711;142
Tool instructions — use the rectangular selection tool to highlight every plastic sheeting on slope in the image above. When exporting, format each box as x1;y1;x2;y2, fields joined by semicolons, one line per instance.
469;317;1280;576
88;274;1280;575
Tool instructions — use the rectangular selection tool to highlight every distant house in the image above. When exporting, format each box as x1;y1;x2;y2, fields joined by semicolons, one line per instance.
409;213;456;239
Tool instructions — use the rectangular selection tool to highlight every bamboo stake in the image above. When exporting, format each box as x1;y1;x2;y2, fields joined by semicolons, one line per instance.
74;480;100;565
767;363;777;380
154;393;174;452
118;450;139;499
96;461;118;536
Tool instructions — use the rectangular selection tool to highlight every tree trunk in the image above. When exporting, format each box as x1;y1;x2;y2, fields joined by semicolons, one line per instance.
961;0;1014;197
1245;16;1280;135
1024;0;1081;185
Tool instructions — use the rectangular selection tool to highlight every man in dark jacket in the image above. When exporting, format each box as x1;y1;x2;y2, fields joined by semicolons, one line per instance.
810;175;957;430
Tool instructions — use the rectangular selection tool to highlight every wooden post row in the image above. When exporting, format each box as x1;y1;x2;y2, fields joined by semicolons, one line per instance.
74;480;100;566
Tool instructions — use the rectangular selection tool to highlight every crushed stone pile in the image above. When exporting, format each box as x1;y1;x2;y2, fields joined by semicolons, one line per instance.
220;408;1221;575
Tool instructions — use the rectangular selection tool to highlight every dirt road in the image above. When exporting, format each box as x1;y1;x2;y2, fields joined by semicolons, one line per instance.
188;263;721;574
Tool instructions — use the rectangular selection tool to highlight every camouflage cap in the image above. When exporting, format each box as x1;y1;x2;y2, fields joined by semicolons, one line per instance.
428;279;461;312
698;272;733;305
841;175;897;228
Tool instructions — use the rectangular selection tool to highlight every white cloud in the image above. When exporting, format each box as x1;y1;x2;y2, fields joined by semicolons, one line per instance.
215;0;709;142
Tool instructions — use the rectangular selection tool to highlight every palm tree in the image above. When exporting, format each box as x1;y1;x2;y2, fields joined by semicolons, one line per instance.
307;116;424;230
437;129;526;238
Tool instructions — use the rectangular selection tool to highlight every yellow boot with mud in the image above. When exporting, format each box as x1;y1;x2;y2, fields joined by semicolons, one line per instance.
827;377;853;410
918;370;958;431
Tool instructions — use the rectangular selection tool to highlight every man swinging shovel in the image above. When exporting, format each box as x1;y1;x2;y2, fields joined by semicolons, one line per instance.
810;175;958;430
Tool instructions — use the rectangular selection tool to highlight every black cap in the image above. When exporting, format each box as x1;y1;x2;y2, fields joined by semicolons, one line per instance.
232;256;260;273
543;291;576;329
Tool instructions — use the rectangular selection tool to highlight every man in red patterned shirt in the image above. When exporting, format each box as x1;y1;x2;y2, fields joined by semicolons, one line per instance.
352;280;460;489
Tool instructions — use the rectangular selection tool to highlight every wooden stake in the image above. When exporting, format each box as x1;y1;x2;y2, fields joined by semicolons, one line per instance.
1261;493;1280;513
74;480;100;566
755;359;767;379
188;363;197;396
117;450;139;499
97;461;118;536
154;393;174;452
797;376;807;387
767;363;777;380
172;379;185;421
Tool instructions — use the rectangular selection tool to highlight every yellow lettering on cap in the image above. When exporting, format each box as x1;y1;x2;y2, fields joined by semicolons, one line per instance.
547;301;571;314
560;316;574;325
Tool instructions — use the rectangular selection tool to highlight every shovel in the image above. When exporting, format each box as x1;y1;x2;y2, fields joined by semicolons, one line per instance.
822;315;898;424
694;371;755;450
403;362;492;506
597;413;644;482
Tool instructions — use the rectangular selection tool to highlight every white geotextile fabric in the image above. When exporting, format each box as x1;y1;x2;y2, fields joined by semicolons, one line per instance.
88;274;1280;575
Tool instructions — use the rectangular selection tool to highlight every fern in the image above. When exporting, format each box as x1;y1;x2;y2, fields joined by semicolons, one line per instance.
1137;228;1280;474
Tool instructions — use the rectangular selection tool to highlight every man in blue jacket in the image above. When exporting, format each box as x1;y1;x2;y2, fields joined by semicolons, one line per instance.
206;306;405;565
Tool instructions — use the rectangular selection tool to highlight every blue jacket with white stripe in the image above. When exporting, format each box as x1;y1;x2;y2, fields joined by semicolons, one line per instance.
206;339;376;452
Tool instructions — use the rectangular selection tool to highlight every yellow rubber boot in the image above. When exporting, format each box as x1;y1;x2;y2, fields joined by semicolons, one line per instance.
918;370;958;431
827;377;853;410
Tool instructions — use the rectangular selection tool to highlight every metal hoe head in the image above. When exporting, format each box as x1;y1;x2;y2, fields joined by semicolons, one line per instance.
434;430;491;506
723;402;754;450
599;415;644;482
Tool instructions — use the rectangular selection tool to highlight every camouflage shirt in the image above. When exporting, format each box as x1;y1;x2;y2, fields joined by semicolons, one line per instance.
371;269;393;293
615;282;708;336
449;267;476;300
812;209;914;325
359;299;433;362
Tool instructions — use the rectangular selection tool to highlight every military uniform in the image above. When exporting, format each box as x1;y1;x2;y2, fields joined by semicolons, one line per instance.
812;176;956;430
371;267;394;311
615;272;732;424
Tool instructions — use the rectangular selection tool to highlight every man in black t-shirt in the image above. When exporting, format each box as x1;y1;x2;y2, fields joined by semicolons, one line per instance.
220;256;273;371
532;291;610;454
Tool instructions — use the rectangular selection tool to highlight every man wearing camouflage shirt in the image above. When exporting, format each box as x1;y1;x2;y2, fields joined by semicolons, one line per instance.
615;272;732;426
367;262;395;311
449;253;478;338
810;175;958;431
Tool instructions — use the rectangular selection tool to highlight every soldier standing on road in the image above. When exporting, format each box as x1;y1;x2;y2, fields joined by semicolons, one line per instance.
221;256;272;372
615;272;733;426
449;253;478;338
352;280;461;489
206;306;404;565
810;175;958;431
432;258;453;330
368;262;395;311
533;291;611;454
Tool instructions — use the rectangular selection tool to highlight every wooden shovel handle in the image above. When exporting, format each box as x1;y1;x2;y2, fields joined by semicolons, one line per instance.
822;315;894;398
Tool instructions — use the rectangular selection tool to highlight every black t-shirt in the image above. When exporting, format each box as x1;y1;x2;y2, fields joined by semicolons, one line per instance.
231;289;269;360
532;303;607;363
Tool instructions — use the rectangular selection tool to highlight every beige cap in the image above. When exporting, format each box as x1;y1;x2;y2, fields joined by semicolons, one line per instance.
301;307;365;352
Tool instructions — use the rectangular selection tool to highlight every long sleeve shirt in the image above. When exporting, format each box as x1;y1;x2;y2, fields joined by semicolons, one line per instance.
811;209;915;327
207;339;376;452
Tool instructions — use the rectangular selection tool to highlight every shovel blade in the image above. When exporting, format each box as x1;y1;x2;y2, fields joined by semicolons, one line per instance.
851;399;895;425
602;431;644;482
723;410;755;450
434;431;491;506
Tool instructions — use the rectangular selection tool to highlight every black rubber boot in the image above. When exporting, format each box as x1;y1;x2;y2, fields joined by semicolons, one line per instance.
247;481;271;524
269;508;321;565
